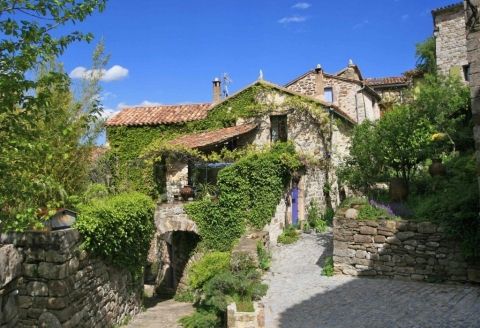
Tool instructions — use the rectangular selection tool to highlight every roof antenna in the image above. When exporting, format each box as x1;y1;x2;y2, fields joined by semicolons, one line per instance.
222;73;232;97
259;69;264;80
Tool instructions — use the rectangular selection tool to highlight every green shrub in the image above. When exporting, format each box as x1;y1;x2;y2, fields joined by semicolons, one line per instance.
305;200;329;233
321;257;334;277
188;252;231;290
82;183;109;203
278;225;299;244
357;204;392;220
75;192;155;274
256;242;271;271
185;143;301;251
179;310;220;328
174;290;195;303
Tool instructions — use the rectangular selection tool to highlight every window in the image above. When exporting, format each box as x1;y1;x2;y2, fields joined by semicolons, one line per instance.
324;87;334;103
270;115;288;142
463;64;470;82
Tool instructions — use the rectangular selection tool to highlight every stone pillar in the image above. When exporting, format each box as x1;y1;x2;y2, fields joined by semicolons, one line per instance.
212;78;222;103
465;0;480;201
314;64;324;101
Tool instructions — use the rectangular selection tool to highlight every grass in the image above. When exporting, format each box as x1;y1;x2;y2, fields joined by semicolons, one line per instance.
277;225;299;244
321;256;334;277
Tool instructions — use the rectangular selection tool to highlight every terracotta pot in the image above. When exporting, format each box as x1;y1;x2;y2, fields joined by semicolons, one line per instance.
389;178;409;201
429;158;446;177
180;185;194;201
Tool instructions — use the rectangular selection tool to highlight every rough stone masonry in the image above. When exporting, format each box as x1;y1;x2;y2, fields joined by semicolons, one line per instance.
333;214;480;283
0;229;142;328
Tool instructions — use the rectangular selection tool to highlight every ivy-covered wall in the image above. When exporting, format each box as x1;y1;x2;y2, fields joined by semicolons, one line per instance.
106;81;352;198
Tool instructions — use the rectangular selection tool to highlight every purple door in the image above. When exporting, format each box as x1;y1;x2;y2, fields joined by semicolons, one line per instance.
291;187;299;225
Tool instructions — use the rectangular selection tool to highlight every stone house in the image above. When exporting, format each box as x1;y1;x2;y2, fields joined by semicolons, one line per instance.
105;63;409;293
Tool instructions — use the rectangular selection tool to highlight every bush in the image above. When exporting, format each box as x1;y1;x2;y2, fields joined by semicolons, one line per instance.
188;252;231;290
278;225;299;244
179;310;220;328
305;200;328;233
358;204;393;220
75;192;155;274
321;257;334;277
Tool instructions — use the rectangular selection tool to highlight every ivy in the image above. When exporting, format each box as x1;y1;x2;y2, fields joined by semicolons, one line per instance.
107;81;341;197
185;142;301;251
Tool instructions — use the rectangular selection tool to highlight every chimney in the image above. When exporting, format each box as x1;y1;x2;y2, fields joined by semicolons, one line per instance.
212;77;221;103
314;64;324;101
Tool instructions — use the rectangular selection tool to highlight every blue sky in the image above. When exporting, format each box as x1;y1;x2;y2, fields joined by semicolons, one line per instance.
59;0;456;117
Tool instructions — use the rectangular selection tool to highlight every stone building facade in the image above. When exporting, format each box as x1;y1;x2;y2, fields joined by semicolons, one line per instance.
0;229;142;328
285;64;382;123
433;3;470;81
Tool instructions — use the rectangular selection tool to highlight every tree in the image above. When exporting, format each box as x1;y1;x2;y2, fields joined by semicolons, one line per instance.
415;37;436;74
0;41;108;231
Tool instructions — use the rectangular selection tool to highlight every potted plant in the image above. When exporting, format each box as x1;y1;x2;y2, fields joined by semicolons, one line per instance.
180;185;194;201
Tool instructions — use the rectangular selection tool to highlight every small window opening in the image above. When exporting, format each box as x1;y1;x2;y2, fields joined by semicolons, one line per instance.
270;115;288;142
463;64;470;82
324;87;334;103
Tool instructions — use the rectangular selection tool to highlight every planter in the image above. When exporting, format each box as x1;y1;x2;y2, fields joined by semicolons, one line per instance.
227;302;265;328
429;158;446;177
389;178;408;201
180;185;194;201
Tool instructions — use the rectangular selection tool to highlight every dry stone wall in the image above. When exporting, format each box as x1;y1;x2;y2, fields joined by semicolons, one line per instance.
0;229;142;328
333;216;480;283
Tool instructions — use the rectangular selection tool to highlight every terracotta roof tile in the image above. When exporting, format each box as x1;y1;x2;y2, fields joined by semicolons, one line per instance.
169;124;257;149
105;103;212;127
365;76;410;87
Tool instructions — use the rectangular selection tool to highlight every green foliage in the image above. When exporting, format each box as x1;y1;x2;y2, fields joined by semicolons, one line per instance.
305;200;329;233
82;183;109;203
179;310;220;328
408;153;479;260
185;143;300;250
278;225;299;244
413;74;472;153
415;37;436;74
256;242;271;271
187;252;231;290
321;257;334;277
75;192;155;274
1;50;107;230
174;290;195;303
358;205;392;220
0;1;106;229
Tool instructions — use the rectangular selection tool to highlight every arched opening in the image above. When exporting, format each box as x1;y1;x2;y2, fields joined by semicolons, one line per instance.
157;230;200;297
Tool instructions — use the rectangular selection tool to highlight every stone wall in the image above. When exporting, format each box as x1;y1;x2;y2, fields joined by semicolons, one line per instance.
434;4;468;79
333;216;480;283
227;302;265;328
262;198;287;245
165;161;189;202
465;0;480;201
286;71;381;123
0;245;22;327
0;229;142;328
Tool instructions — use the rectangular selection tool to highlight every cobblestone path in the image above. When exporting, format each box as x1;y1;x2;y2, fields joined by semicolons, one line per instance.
262;232;480;328
126;299;194;328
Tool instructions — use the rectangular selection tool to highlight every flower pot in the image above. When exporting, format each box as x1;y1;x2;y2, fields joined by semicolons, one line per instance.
428;158;446;177
389;178;408;201
180;185;194;201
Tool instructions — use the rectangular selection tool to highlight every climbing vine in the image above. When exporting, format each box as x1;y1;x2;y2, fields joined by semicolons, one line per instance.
184;142;302;251
106;81;350;197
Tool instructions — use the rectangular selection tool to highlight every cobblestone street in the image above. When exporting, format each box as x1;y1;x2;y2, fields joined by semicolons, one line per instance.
126;299;194;328
262;232;480;328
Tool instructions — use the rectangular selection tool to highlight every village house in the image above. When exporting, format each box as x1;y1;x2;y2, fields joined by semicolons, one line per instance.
105;62;414;293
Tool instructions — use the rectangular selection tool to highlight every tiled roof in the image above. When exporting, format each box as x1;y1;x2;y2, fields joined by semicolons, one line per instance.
169;124;258;149
105;103;212;127
431;2;463;15
365;76;410;87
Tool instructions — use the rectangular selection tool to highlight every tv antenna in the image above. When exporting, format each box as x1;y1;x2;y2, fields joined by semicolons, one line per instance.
222;73;233;97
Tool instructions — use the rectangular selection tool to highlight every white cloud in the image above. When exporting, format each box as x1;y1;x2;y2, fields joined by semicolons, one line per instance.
353;20;369;30
69;65;129;82
292;2;311;9
117;100;163;109
278;15;307;24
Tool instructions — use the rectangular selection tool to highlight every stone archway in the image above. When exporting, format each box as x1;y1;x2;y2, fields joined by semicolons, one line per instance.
146;202;200;297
